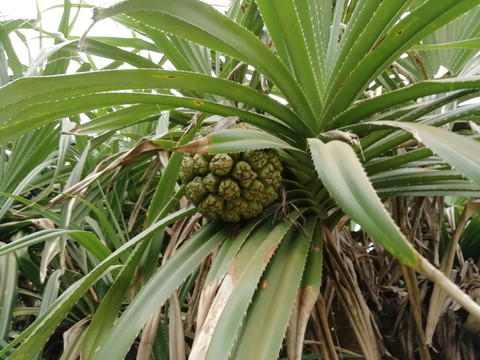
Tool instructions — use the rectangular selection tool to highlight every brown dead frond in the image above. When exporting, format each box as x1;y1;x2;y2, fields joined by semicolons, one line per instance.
323;225;383;359
45;140;166;209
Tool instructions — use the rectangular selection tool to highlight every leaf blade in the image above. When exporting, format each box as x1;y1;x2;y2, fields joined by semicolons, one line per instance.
204;217;297;359
172;128;298;154
91;222;231;360
231;222;311;359
368;120;480;188
0;207;195;359
308;138;418;267
324;0;480;121
93;0;316;124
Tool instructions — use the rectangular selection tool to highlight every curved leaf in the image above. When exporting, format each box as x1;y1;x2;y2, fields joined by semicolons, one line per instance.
0;92;299;146
369;121;480;188
0;207;195;359
329;76;480;129
255;0;322;115
0;230;86;257
0;69;304;135
231;221;312;359
91;222;231;360
204;216;298;359
413;38;480;50
308;138;418;267
172;128;297;154
92;0;316;125
0;249;16;341
72;104;166;135
323;0;480;121
81;237;150;359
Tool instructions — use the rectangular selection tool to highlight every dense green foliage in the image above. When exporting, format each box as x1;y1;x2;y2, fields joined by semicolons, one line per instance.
1;1;480;359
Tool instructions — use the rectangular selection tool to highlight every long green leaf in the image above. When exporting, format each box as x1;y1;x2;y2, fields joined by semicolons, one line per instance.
0;70;297;126
81;237;150;359
413;38;480;50
91;222;231;360
172;128;298;154
368;121;480;188
293;0;325;97
0;70;307;144
93;0;316;125
0;249;17;341
256;0;322;115
63;38;161;69
375;181;480;197
0;207;195;359
0;25;23;78
0;92;297;146
308;138;418;267
0;230;86;257
325;0;345;72
323;0;480;122
205;216;298;359
72;104;166;135
231;221;311;359
370;167;480;196
371;168;466;186
329;76;480;129
301;218;323;290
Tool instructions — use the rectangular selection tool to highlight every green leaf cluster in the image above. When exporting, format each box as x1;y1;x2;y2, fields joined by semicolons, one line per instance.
1;0;480;358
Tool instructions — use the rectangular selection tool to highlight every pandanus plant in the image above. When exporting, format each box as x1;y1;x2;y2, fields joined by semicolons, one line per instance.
1;0;480;358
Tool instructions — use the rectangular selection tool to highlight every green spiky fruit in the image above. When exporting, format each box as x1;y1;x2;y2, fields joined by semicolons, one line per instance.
179;124;283;222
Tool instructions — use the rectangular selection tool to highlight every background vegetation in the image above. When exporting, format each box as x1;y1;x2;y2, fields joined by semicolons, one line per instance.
1;0;480;359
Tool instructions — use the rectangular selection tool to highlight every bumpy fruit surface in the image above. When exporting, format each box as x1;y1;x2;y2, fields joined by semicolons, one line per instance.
180;148;283;222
